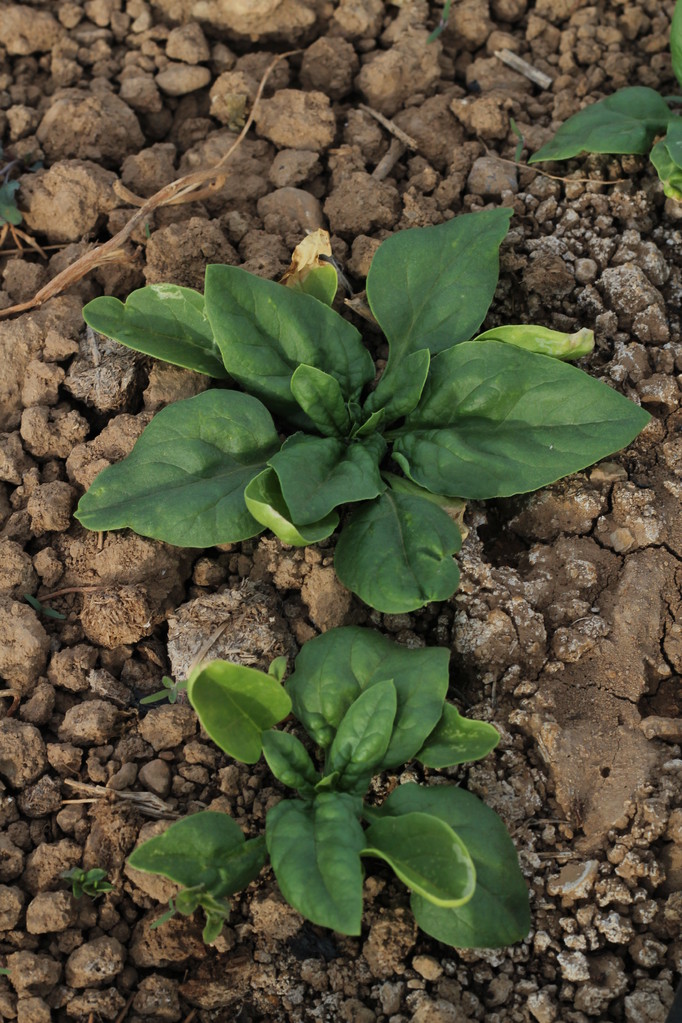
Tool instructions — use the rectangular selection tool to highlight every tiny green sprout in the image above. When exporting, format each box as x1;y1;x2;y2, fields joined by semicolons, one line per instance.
510;117;525;164
24;593;67;621
140;675;186;706
60;867;114;899
0;967;9;976
428;0;452;42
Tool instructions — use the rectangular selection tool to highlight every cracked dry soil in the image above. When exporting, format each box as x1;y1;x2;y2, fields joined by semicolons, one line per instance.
0;0;681;1021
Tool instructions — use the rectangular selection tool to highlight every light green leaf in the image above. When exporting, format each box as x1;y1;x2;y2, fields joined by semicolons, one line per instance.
286;263;338;306
286;626;450;768
529;87;671;162
127;812;266;898
261;730;319;794
473;325;594;361
335;491;461;613
395;340;651;500
204;265;374;419
327;679;397;792
266;792;365;934
364;348;431;422
269;434;386;525
363;811;476;907
290;364;351;437
650;118;682;200
378;784;530;948
417;704;499;768
75;390;280;545
187;660;292;764
672;0;682;89
83;285;228;378
366;210;512;373
244;468;339;546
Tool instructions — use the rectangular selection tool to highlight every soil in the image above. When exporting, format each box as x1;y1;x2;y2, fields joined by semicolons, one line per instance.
0;1;681;1021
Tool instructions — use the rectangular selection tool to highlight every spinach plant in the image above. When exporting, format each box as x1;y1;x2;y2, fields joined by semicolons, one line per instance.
75;209;649;613
530;1;682;199
128;626;530;948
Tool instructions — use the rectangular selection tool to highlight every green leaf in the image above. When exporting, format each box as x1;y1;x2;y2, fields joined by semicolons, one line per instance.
187;659;292;764
286;626;450;768
672;0;682;89
473;324;594;361
417;704;499;768
364;349;431;422
290;364;351;437
378;784;530;948
244;468;339;546
327;679;397;792
83;285;229;379
365;210;512;373
529;87;671;162
287;263;338;306
75;390;280;546
261;730;319;794
204;265;374;419
362;812;476;908
127;812;267;898
335;492;461;614
0;180;22;226
351;408;386;439
395;340;651;500
266;792;365;934
269;434;386;525
650;118;682;200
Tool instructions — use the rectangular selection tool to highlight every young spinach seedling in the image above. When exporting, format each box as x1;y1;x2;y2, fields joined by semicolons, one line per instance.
75;210;649;613
530;1;682;199
128;627;530;949
60;867;114;899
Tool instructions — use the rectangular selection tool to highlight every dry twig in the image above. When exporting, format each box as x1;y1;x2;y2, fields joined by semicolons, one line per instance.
0;51;298;321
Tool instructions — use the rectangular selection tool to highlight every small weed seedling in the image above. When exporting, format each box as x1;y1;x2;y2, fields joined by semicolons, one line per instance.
0;142;44;253
140;675;186;705
530;1;682;199
60;867;114;899
128;626;530;948
75;209;649;613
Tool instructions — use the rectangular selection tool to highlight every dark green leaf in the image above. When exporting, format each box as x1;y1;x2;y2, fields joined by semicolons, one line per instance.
365;210;511;373
286;626;450;768
335;492;461;614
244;468;338;546
187;659;292;764
529;87;671;162
266;792;365;934
650;118;682;200
351;408;385;439
364;348;431;422
327;679;397;792
290;364;351;437
395;340;651;500
75;390;280;545
363;811;475;907
417;704;499;768
83;285;228;379
127;812;267;898
378;784;530;948
270;434;386;525
261;730;319;794
204;265;374;419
